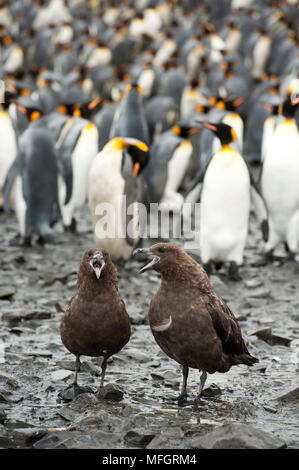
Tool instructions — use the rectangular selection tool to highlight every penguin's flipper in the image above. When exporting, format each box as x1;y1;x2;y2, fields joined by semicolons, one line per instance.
122;151;139;247
3;158;21;213
250;179;269;242
59;151;73;205
184;182;203;205
184;154;212;205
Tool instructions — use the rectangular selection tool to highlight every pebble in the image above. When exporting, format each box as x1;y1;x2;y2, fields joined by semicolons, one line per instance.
51;370;74;382
124;429;156;448
97;383;124;402
201;384;222;398
0;287;15;299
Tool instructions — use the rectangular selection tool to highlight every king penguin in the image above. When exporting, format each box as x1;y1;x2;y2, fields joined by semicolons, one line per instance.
88;137;149;261
56;104;99;232
4;103;59;245
144;124;200;212
0;91;18;208
260;96;299;259
186;122;269;280
110;83;150;146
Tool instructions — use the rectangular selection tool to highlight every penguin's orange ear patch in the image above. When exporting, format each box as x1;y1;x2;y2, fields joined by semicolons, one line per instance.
30;111;40;122
172;125;181;136
73;108;81;117
196;105;204;113
58;104;67;114
132;161;140;177
231;127;237;142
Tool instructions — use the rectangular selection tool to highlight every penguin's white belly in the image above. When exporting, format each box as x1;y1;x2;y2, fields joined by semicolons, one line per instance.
159;141;193;212
252;37;271;79
261;124;299;236
3;47;24;73
86;48;112;68
200;150;250;263
59;123;98;226
13;176;26;236
225;29;241;53
0;113;17;199
88;151;137;260
154;40;176;66
186;45;204;78
144;9;162;33
138;69;155;99
261;117;276;162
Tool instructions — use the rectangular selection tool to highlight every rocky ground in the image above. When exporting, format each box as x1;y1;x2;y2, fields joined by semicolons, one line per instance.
0;200;298;450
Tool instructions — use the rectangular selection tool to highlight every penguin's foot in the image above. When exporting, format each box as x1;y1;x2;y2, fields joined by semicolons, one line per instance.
58;383;94;402
264;250;285;263
228;262;242;281
284;243;297;260
203;262;213;277
214;261;223;271
22;236;32;247
37;234;52;245
64;218;77;233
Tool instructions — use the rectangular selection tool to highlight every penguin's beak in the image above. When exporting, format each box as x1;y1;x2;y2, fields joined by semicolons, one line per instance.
133;248;160;273
90;254;105;279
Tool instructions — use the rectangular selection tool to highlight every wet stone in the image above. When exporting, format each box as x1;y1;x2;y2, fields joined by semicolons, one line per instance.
0;287;15;299
0;408;6;424
201;384;222;398
191;423;287;449
51;370;74;383
0;424;12;447
244;278;264;289
0;373;19;389
274;386;299;403
12;427;48;445
252;328;292;347
98;383;124;402
124;429;156;448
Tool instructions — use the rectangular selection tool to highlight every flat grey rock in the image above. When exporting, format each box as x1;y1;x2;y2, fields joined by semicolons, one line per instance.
274;386;299;403
51;370;74;382
97;383;124;401
191;423;287;449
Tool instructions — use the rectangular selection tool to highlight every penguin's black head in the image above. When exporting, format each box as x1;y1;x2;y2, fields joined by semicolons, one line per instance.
223;97;244;111
106;138;149;177
17;103;43;122
172;124;200;138
125;140;149;176
201;122;237;146
125;82;144;96
58;103;74;115
72;97;102;119
281;96;299;118
2;91;17;109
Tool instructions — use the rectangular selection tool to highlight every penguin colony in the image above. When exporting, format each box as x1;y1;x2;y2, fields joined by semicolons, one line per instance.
0;0;298;401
